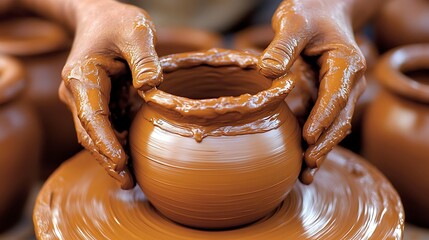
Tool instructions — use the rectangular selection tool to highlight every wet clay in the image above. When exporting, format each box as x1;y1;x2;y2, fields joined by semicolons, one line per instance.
0;17;81;178
233;25;378;154
363;44;429;227
340;34;380;153
155;27;222;56
233;25;317;122
130;49;302;229
0;55;42;232
33;147;404;239
375;0;429;51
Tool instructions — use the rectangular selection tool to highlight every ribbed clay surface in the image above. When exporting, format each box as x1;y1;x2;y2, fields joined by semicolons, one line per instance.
34;147;404;240
130;49;302;229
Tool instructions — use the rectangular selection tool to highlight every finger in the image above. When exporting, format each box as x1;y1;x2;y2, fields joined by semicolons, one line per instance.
299;166;318;185
303;44;366;145
63;57;128;173
60;81;135;189
121;13;162;92
258;4;310;79
59;82;96;152
304;76;366;169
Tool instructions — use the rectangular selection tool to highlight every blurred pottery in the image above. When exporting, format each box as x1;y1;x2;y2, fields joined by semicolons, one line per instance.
0;17;81;178
130;49;303;229
0;55;41;232
363;44;429;227
374;0;429;51
156;27;222;56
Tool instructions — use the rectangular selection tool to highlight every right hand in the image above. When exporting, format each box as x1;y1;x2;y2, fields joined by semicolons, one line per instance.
59;0;162;190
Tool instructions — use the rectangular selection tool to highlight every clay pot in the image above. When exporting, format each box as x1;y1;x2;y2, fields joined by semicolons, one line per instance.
156;27;222;56
0;55;42;232
363;44;429;227
374;0;429;51
0;17;81;179
130;49;302;229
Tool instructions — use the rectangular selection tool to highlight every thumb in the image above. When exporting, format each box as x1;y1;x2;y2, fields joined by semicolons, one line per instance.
122;15;163;92
258;18;309;79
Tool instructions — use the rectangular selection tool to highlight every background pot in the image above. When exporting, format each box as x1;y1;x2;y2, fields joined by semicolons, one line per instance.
363;44;429;227
0;55;41;233
156;27;222;56
130;49;303;229
374;0;429;52
0;17;81;179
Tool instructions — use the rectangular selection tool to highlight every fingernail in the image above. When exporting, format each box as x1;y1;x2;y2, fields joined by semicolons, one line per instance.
304;124;322;145
299;167;318;185
304;146;318;168
315;155;326;168
259;55;285;78
134;66;163;91
120;169;135;190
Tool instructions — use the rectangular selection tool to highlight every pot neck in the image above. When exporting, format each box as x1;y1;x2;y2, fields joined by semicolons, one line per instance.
0;55;25;105
375;44;429;103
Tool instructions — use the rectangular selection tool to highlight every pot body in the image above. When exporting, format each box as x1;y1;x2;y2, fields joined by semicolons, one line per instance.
129;49;303;229
130;102;301;229
19;51;81;179
0;101;41;232
0;55;42;233
0;17;81;178
363;44;429;227
364;90;429;227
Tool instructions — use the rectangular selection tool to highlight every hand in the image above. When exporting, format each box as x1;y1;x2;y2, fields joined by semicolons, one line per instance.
258;0;367;183
59;0;161;189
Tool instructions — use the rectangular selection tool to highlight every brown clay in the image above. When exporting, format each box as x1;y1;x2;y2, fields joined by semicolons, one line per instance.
375;0;429;51
130;49;302;229
233;25;379;154
340;34;380;153
233;25;317;122
33;147;404;239
363;44;429;227
156;27;222;56
0;55;41;232
0;17;81;178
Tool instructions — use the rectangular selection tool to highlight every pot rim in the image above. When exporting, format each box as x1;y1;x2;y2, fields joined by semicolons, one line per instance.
375;44;429;103
0;55;25;105
140;48;296;119
0;17;71;56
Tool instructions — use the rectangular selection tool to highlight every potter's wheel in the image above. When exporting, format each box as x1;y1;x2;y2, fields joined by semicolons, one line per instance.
34;147;404;239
